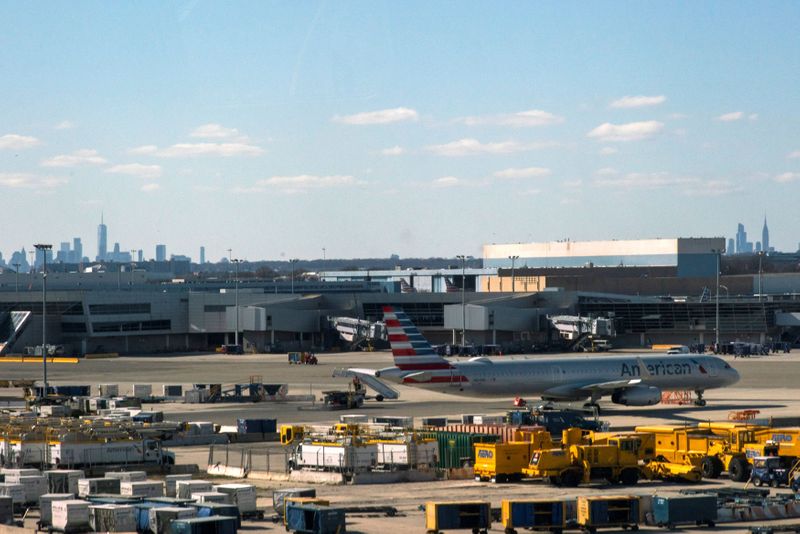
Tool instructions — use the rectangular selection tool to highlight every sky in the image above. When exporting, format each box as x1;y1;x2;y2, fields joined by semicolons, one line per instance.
1;1;799;262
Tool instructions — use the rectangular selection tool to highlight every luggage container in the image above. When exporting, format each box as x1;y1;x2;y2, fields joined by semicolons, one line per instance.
283;498;329;523
100;384;119;397
285;503;345;534
44;469;84;494
170;515;239;534
500;499;566;534
132;384;153;399
134;501;171;532
121;480;164;498
0;483;25;506
163;385;184;398
39;493;74;527
652;494;717;528
193;491;228;504
425;501;491;534
51;499;91;532
191;502;241;528
165;474;193;497
372;416;414;428
214;484;258;515
17;474;47;504
150;506;196;534
289;442;377;473
338;414;369;424
106;470;148;482
38;404;70;417
78;477;121;497
0;496;12;525
422;417;448;428
1;467;41;481
273;488;316;518
90;504;137;532
373;439;438;469
176;480;213;499
576;495;639;533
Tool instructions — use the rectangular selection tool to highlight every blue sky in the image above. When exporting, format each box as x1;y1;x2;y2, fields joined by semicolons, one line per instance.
1;1;799;262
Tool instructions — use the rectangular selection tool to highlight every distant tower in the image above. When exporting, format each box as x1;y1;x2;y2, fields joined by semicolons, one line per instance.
200;246;206;264
156;244;167;262
727;238;735;255
735;223;746;254
97;213;108;261
73;237;83;263
762;216;770;253
137;250;143;262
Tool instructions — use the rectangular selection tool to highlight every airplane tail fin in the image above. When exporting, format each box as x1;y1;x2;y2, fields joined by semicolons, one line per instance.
383;306;452;371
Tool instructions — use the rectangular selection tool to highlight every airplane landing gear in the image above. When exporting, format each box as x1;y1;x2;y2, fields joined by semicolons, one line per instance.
694;390;707;407
583;402;601;416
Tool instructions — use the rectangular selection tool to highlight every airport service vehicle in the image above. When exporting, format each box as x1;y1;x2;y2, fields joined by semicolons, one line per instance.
522;441;642;487
49;438;175;467
346;307;739;410
287;440;377;473
371;438;439;470
750;456;800;490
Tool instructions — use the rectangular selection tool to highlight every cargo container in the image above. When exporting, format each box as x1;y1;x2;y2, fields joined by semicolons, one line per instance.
176;480;213;499
373;439;438;469
170;515;239;534
283;498;330;523
0;496;12;525
78;477;121;497
431;424;545;445
100;384;119;397
165;474;194;497
425;501;491;534
421;417;448;428
132;383;153;399
236;418;277;434
288;442;377;473
419;431;501;469
273;488;316;518
1;467;41;480
44;469;84;494
576;496;639;533
191;502;241;528
163;385;184;398
16;474;47;503
192;491;228;504
39;493;74;526
52;499;91;532
150;506;197;534
285;503;345;534
0;483;25;506
651;494;717;528
215;484;258;514
474;442;536;483
338;414;369;425
90;503;137;532
501;499;566;534
106;470;148;482
372;416;414;428
134;501;172;532
121;480;163;498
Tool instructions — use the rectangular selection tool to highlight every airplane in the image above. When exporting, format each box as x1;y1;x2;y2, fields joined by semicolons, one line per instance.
345;306;740;410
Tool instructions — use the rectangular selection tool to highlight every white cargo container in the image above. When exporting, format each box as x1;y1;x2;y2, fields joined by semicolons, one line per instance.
90;504;137;532
39;493;74;526
176;480;213;499
214;483;257;513
131;384;152;399
44;469;84;494
38;404;69;417
17;475;47;503
1;467;41;482
290;442;377;472
120;481;163;498
105;470;147;482
78;477;120;497
184;389;210;403
51;499;90;531
99;384;119;396
164;474;192;497
192;491;228;504
149;506;195;534
0;483;24;505
374;440;439;469
338;414;369;424
185;421;214;435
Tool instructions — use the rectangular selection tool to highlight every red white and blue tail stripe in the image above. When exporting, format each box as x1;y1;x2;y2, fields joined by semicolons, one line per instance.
383;306;453;371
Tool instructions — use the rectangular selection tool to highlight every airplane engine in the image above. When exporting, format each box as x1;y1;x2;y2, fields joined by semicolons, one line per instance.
611;385;661;406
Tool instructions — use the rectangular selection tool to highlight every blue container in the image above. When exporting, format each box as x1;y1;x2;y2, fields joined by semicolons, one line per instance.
652;495;717;527
133;412;156;423
507;500;564;528
169;516;238;534
428;502;491;531
236;419;261;433
134;502;171;532
262;419;277;433
285;504;346;534
587;498;638;526
86;495;142;505
192;503;241;528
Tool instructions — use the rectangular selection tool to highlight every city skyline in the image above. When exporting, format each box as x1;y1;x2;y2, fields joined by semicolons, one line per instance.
2;3;800;258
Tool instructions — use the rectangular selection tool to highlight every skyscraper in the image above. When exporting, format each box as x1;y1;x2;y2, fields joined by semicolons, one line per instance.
73;237;83;263
762;216;770;253
97;213;108;261
200;246;205;264
736;223;746;254
156;244;167;262
727;238;735;255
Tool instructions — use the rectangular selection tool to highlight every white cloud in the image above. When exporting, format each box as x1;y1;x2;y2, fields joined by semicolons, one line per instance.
717;111;744;122
128;143;263;158
594;171;694;189
563;179;583;188
190;123;241;139
610;95;667;109
0;172;67;189
459;109;564;127
106;163;163;179
333;107;418;125
775;172;800;183
140;183;161;192
587;121;664;142
247;174;360;194
41;149;107;167
426;138;555;156
667;113;689;120
381;145;405;156
54;120;75;130
432;176;460;188
598;147;618;155
493;167;551;179
595;167;618;176
683;180;743;197
0;134;40;150
787;150;800;159
748;113;759;121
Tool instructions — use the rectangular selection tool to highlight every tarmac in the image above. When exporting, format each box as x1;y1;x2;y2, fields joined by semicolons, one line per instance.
2;349;800;532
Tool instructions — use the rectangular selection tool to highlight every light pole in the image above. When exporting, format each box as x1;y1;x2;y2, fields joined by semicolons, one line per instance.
231;259;242;347
322;248;326;276
290;259;299;294
757;251;764;302
508;255;519;292
34;243;52;398
12;262;20;293
712;248;723;347
456;255;467;346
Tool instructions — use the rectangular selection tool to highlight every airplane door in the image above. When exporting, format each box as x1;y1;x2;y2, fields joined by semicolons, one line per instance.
705;359;719;377
551;366;562;384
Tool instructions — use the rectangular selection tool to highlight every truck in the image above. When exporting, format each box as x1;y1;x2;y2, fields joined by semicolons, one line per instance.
287;441;377;473
473;430;554;483
522;441;641;487
371;439;439;470
750;456;800;490
49;438;175;467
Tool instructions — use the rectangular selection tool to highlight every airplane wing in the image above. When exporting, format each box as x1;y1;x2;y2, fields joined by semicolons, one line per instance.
542;378;643;400
579;378;643;391
332;368;400;400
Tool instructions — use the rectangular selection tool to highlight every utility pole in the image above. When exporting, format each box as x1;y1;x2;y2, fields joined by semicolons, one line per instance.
290;258;299;294
508;255;519;292
232;259;242;347
34;243;52;398
456;255;467;347
758;251;764;302
713;248;722;347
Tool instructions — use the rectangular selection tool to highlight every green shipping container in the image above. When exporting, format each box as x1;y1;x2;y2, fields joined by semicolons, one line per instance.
419;432;501;469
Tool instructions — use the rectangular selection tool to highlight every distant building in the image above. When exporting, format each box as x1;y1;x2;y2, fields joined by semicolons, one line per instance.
156;244;166;262
762;217;770;253
200;246;206;265
97;214;108;261
72;237;83;264
57;242;70;262
727;238;735;255
137;250;144;262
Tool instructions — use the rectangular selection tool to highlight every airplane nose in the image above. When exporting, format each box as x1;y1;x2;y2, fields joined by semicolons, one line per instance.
727;365;741;385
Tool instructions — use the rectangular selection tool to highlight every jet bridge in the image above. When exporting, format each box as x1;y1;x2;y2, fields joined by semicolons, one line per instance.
329;316;387;350
549;314;616;351
0;311;31;355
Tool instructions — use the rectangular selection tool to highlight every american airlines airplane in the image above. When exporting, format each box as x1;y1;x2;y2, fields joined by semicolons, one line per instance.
346;306;740;409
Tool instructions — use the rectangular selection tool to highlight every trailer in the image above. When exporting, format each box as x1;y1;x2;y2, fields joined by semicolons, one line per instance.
49;439;174;467
288;442;377;473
